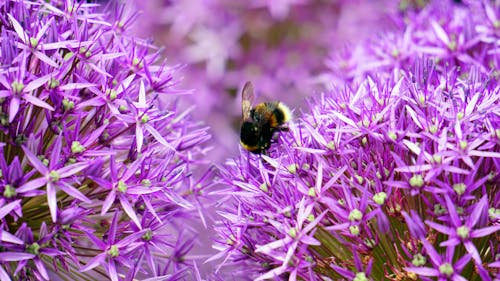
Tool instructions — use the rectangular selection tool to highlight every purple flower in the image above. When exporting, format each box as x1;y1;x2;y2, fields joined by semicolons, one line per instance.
19;135;91;222
0;1;212;280
426;195;500;265
406;241;472;281
0;52;54;123
211;1;500;280
0;222;63;280
80;212;146;281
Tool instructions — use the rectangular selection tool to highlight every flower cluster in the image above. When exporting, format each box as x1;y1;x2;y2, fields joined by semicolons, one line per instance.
321;0;500;84
0;1;213;280
212;1;500;280
132;0;398;160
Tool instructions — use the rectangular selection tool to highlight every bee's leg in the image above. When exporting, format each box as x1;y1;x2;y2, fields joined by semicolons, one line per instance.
276;126;289;132
269;129;278;144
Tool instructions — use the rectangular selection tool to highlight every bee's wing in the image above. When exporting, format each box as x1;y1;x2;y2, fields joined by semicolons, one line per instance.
241;81;254;120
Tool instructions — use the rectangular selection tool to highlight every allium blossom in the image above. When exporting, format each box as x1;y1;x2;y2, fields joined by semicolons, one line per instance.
0;1;213;280
212;1;500;280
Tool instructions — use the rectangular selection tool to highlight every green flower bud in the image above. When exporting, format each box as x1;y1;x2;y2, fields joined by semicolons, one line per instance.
308;187;316;197
349;225;360;236
409;174;424;187
388;131;397;141
49;170;60;182
349;209;363;222
3;184;16;198
453;183;466;195
71;141;85;153
107;245;119;257
287;164;297;174
48;78;60;89
142;229;153;241
11;81;24;94
27;243;40;255
117;180;128;193
456;225;469;239
373;192;387;205
412;253;426;266
29;37;39;48
353;272;368;281
439;263;454;277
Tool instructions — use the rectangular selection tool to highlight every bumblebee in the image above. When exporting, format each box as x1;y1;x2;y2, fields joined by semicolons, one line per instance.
239;81;292;154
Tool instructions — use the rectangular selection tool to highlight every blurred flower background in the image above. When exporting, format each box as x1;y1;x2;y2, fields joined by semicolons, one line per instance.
131;0;399;161
0;0;499;280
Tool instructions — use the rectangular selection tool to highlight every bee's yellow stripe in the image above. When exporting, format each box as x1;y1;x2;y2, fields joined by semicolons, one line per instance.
240;140;259;152
277;103;292;123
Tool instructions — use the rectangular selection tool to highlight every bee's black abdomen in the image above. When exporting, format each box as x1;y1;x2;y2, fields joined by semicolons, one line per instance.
240;121;274;154
240;122;259;147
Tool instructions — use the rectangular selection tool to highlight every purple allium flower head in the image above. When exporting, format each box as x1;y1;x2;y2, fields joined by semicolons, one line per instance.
212;1;500;280
0;1;213;280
